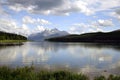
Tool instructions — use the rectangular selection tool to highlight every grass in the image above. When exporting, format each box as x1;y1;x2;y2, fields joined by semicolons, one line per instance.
94;75;120;80
0;40;27;43
0;66;120;80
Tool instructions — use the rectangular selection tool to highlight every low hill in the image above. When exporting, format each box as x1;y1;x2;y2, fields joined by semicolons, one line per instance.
46;30;120;43
0;31;27;40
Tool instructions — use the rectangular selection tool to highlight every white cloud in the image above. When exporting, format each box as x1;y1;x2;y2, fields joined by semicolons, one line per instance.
21;24;29;30
6;0;94;15
0;17;51;36
0;18;30;36
22;16;35;24
69;23;103;34
9;4;36;12
4;0;120;16
37;19;51;25
0;18;18;30
110;9;120;21
97;19;114;27
22;16;51;25
35;26;46;32
18;24;30;36
69;19;114;34
82;0;120;11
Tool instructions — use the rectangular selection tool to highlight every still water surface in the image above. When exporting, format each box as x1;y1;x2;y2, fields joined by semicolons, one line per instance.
0;42;120;75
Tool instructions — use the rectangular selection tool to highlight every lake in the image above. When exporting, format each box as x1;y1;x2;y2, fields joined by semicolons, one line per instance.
0;42;120;76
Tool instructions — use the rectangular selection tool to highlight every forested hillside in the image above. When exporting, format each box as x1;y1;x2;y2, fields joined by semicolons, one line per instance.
0;31;27;40
46;30;120;43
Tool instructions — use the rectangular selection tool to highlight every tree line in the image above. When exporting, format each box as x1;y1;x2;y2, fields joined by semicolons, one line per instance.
0;31;27;40
46;30;120;43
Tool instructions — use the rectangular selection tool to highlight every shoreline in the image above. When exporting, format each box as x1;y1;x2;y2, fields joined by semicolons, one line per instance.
0;66;119;80
1;64;120;80
0;40;27;46
0;43;23;46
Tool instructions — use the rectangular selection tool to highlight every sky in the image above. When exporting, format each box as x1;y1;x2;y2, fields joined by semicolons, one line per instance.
0;0;120;36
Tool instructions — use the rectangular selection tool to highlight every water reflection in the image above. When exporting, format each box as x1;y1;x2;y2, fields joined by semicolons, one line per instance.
0;42;120;74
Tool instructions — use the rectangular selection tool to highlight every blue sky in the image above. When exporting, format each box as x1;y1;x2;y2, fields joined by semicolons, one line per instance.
0;0;120;35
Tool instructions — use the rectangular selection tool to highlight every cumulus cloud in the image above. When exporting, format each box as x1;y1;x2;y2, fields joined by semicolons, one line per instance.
0;16;51;36
5;0;94;15
22;16;35;24
9;4;36;12
0;18;30;36
22;16;51;25
0;0;119;35
3;0;120;16
69;19;114;34
69;23;103;34
97;19;114;27
110;8;120;21
37;26;45;31
94;0;120;11
0;19;18;30
37;19;51;25
32;26;46;33
21;24;29;30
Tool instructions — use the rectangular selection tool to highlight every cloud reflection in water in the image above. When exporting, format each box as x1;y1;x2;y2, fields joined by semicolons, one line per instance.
0;42;120;74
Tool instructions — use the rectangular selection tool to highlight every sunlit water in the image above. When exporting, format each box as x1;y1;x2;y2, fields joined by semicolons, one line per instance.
0;42;120;76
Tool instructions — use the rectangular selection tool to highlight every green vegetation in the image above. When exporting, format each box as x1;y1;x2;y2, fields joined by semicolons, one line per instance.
0;66;88;80
94;75;120;80
0;31;27;45
0;31;27;40
0;66;120;80
46;30;120;43
0;40;27;46
0;40;27;43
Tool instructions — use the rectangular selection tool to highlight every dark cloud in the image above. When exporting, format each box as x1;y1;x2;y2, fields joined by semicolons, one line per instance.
5;0;92;15
115;8;120;15
3;0;120;16
7;0;65;10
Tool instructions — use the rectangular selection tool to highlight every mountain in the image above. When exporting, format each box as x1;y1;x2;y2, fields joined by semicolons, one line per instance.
0;31;27;40
28;28;69;41
46;30;120;43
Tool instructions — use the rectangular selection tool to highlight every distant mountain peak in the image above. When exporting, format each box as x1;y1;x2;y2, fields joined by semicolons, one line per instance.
0;26;68;40
51;28;59;31
50;28;59;33
28;28;69;41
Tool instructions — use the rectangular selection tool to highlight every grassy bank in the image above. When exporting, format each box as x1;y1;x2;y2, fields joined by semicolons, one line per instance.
0;40;27;46
0;66;120;80
0;40;27;43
